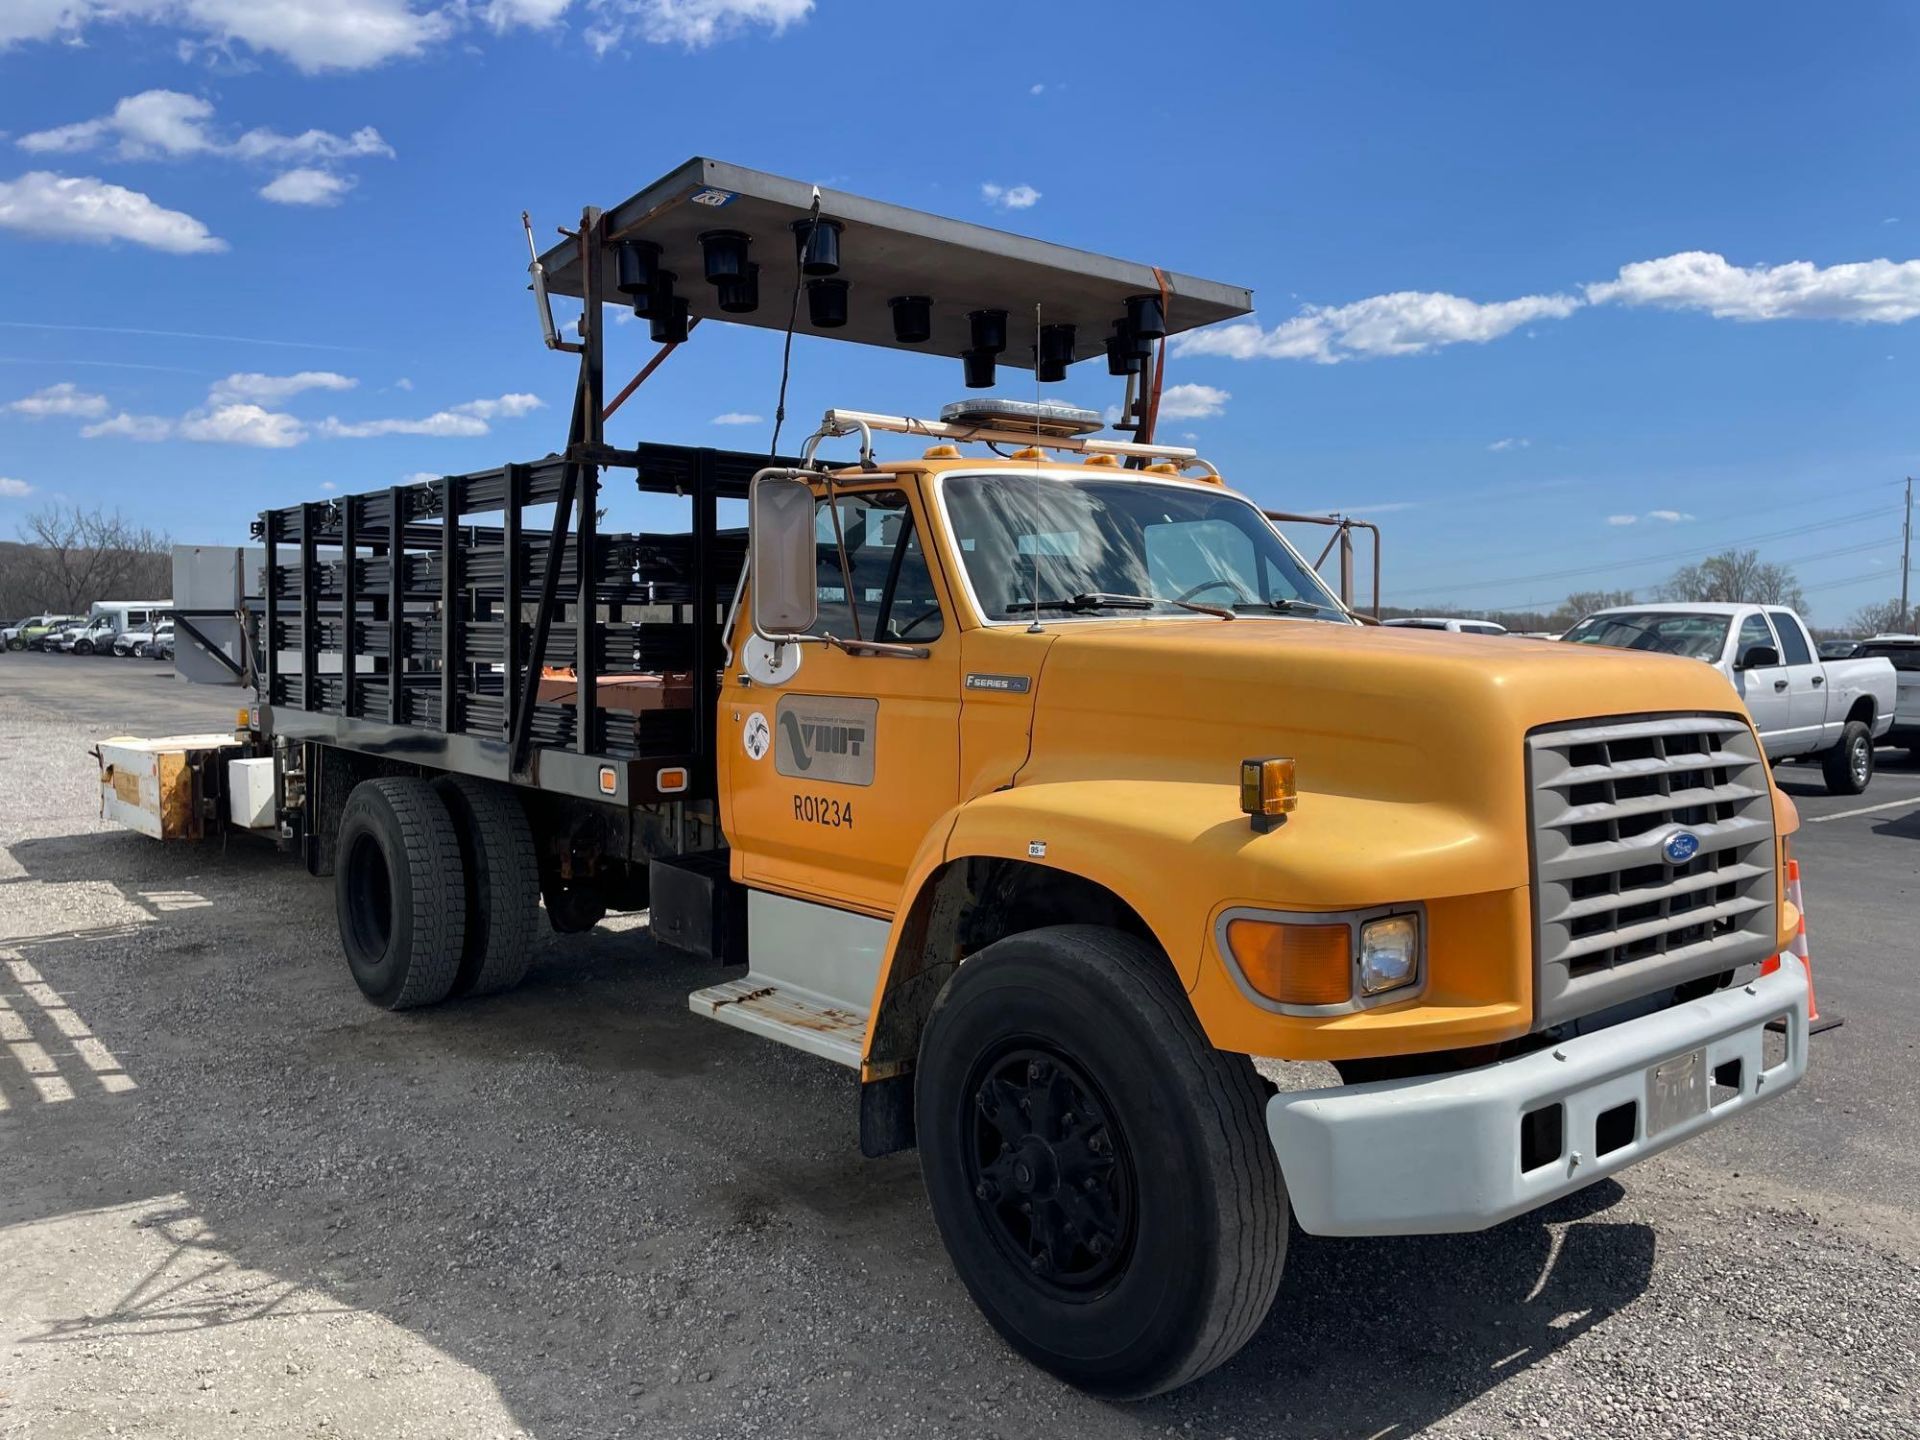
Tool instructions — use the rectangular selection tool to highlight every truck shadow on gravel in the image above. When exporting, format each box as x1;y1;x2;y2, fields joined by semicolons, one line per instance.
2;830;1658;1438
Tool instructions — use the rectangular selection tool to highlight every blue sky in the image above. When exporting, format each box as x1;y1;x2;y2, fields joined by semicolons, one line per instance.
2;0;1916;625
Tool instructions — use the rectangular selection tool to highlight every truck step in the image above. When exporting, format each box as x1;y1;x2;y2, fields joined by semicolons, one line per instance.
687;978;866;1070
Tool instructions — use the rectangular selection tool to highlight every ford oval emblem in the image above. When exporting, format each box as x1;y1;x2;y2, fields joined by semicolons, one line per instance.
1662;830;1701;864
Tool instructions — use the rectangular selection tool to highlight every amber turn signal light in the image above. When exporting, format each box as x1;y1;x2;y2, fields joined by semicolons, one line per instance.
1225;919;1352;1007
1239;756;1297;833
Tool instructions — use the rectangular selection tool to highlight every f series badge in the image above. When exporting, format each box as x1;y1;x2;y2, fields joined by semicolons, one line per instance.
965;673;1032;693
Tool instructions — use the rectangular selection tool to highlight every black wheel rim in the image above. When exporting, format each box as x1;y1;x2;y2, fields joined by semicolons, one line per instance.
963;1044;1137;1298
343;831;395;961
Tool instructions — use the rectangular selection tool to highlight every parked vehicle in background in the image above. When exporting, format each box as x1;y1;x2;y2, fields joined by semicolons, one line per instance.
1853;634;1920;756
53;600;170;656
5;614;83;651
1382;615;1509;635
139;623;175;661
1561;602;1896;793
1818;638;1860;660
112;613;174;657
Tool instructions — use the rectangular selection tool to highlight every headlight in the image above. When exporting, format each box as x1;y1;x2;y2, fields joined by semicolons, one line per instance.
1358;914;1420;996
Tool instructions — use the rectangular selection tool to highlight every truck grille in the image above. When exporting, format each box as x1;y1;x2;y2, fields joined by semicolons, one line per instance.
1527;714;1777;1028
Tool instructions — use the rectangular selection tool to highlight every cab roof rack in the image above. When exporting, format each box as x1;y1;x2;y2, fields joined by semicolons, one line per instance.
805;407;1213;475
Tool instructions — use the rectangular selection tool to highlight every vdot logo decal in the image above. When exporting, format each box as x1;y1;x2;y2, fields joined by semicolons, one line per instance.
774;695;878;786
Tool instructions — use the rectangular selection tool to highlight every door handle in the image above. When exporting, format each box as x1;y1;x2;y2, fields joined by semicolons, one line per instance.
1774;679;1788;691
1811;675;1824;687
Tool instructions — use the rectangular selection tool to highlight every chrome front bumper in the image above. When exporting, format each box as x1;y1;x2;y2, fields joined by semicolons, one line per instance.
1269;955;1810;1236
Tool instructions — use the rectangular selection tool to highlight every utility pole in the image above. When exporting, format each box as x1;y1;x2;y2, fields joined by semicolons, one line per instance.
1903;477;1913;627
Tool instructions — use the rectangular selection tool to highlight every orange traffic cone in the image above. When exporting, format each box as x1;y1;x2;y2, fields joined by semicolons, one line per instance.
1763;858;1842;1034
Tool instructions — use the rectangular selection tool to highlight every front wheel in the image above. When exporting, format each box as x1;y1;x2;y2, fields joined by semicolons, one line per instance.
1822;720;1873;795
915;925;1286;1399
72;640;92;655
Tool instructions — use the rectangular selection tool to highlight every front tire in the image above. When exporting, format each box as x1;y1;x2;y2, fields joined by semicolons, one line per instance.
334;777;467;1009
1822;720;1873;795
915;925;1286;1399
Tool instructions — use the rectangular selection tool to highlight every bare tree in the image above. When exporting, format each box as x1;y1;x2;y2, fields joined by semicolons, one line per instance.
1659;548;1805;611
1553;588;1637;626
6;504;172;614
1849;597;1916;636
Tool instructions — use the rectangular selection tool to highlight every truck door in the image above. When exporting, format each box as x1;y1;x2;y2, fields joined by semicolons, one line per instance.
1767;609;1827;747
1732;612;1794;751
720;482;961;916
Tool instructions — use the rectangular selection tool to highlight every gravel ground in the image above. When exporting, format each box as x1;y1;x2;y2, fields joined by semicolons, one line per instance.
1;654;1917;1439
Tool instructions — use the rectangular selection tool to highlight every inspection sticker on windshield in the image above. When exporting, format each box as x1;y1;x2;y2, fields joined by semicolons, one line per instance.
1646;1047;1708;1138
775;695;877;786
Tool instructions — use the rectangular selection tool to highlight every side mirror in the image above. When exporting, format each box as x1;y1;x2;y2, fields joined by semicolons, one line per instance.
749;471;819;637
1736;645;1779;671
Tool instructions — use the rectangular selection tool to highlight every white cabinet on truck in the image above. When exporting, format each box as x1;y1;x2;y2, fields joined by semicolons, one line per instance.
1561;602;1896;794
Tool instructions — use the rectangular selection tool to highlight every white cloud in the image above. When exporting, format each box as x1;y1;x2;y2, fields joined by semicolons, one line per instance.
8;0;804;66
7;381;109;418
392;376;413;390
172;0;456;73
319;480;338;490
319;412;488;439
617;0;813;47
317;392;544;439
210;371;357;404
21;90;395;165
711;411;763;425
400;471;439;484
449;393;543;419
0;171;226;253
479;0;575;25
1154;383;1229;420
0;477;35;498
1487;436;1530;451
1175;288;1582;365
1607;509;1694;527
1029;83;1045;95
981;182;1040;211
178;402;308;447
82;412;176;441
1587;251;1920;324
260;167;354;205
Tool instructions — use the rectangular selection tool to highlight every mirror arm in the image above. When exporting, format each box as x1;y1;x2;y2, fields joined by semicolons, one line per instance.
747;627;928;660
825;633;931;659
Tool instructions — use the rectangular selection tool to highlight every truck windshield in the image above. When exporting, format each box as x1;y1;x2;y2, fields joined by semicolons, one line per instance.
941;473;1348;623
1561;611;1730;660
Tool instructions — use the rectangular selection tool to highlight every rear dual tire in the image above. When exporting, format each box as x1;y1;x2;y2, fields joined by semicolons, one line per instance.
335;775;541;1008
915;925;1287;1399
336;778;468;1009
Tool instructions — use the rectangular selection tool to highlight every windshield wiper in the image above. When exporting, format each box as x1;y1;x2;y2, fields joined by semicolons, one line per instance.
1001;592;1235;620
1236;597;1345;618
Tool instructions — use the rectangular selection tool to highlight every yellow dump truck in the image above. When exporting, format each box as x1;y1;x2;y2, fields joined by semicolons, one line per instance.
103;159;1811;1398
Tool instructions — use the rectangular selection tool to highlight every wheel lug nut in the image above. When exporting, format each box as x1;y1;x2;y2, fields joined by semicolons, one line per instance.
1030;1253;1051;1273
1082;1176;1099;1192
975;1181;996;1201
1088;1235;1108;1257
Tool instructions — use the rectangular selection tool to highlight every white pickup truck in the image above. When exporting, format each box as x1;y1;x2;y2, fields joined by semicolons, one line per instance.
1562;601;1897;794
